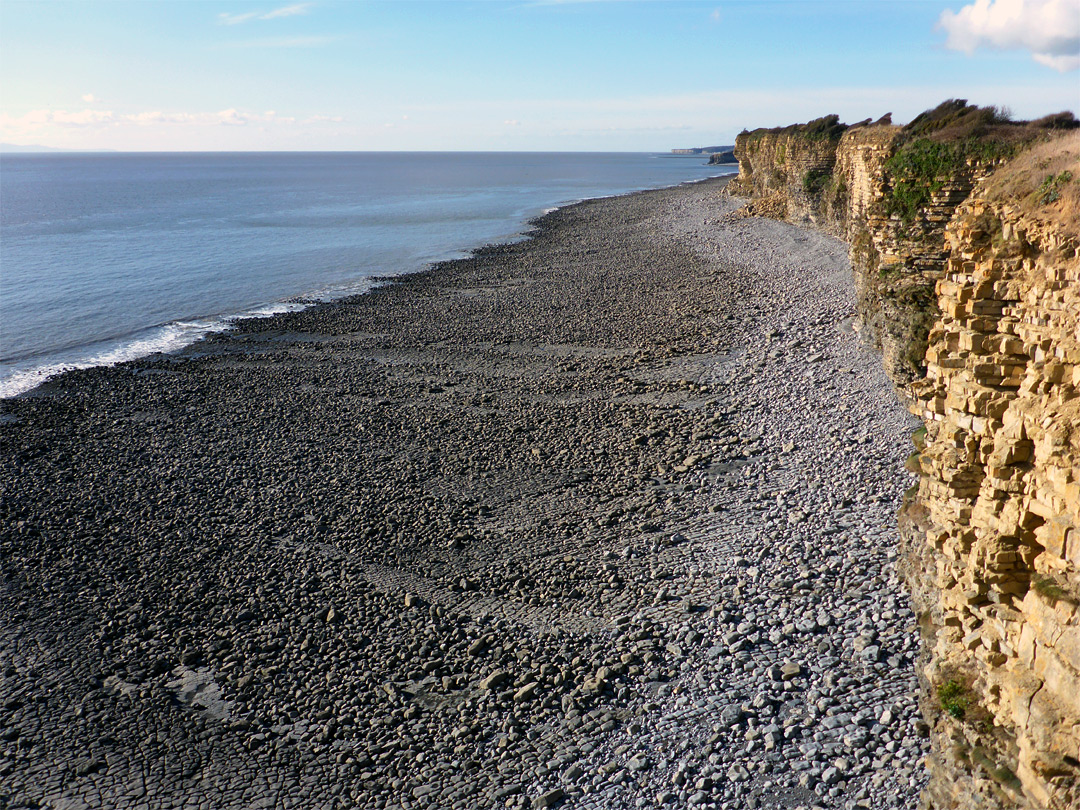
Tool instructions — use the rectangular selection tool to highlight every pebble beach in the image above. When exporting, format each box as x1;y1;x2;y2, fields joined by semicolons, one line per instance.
0;176;929;810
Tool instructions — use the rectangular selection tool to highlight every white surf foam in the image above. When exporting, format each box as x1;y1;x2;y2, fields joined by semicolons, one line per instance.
0;278;381;399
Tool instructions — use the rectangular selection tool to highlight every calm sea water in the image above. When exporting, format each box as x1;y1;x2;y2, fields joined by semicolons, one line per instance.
0;152;734;397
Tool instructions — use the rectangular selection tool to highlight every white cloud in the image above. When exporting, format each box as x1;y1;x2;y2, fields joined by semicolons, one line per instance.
1;107;345;135
261;3;313;20
218;3;312;25
216;108;248;125
125;109;280;126
81;93;96;103
1034;52;1080;70
218;11;260;25
938;0;1080;72
3;108;117;127
220;35;336;48
504;119;521;126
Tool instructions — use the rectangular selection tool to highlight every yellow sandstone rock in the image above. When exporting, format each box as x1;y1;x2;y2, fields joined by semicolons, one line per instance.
903;133;1080;810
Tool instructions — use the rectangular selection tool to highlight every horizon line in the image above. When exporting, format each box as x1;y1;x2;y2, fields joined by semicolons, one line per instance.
0;147;736;155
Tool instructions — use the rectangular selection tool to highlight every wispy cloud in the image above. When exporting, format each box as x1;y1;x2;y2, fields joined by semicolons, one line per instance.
219;35;338;48
525;0;626;5
126;109;254;126
261;3;313;20
6;108;117;127
403;83;1076;133
938;0;1080;72
1;107;344;132
218;3;313;25
218;10;260;25
81;93;97;103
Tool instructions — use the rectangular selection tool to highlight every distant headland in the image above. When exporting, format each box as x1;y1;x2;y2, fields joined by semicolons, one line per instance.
670;145;737;164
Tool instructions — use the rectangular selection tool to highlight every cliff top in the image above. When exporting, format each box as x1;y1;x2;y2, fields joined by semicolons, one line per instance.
900;99;1077;152
739;114;850;143
980;130;1080;233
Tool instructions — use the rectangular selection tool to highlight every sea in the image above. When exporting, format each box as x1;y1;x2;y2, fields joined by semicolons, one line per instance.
0;152;735;398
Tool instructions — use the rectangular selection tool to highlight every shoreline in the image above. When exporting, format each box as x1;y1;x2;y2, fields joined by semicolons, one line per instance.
2;167;738;401
1;176;925;810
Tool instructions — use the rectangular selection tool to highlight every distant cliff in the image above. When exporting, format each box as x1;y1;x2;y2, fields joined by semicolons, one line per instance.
727;101;1080;810
671;145;734;155
707;150;736;165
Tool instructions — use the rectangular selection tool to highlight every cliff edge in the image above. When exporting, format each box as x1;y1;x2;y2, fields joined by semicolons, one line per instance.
728;103;1080;809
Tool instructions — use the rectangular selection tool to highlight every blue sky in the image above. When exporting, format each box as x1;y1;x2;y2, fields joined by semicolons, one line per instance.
1;0;1077;151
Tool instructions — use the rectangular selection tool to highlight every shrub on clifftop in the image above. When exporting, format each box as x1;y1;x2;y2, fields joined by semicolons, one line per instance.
740;113;849;144
883;101;1078;225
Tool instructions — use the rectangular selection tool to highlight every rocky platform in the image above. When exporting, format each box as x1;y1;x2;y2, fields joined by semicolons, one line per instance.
1;177;927;809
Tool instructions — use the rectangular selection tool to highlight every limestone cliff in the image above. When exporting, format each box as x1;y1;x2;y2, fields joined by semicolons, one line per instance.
730;102;1075;389
903;132;1080;810
728;106;1080;809
726;114;849;228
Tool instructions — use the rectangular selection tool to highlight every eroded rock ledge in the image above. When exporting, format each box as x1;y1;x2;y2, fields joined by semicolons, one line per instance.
729;105;1080;809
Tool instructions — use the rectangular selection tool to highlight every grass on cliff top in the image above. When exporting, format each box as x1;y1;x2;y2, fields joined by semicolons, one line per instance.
883;101;1079;224
979;130;1080;233
741;114;849;143
902;99;1077;142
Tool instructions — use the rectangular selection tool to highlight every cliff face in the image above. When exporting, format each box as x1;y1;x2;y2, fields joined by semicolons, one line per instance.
903;133;1080;810
726;118;847;226
730;112;1007;388
729;112;1080;810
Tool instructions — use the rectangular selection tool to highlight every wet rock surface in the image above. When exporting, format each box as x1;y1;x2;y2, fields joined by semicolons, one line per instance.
1;177;927;809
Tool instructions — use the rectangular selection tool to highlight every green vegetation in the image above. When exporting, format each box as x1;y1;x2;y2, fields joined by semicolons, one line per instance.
971;747;1024;792
912;425;928;451
883;100;1078;224
904;99;1014;140
938;679;970;719
884;139;964;223
903;283;940;372
1032;574;1070;602
904;452;923;475
795;114;848;141
1036;170;1074;204
883;137;1022;224
801;168;831;194
741;113;849;144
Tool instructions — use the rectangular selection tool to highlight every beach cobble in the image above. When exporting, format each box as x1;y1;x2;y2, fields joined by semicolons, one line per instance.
0;177;927;809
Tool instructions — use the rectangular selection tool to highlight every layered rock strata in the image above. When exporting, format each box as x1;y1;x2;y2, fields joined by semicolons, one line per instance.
903;134;1080;810
726;115;848;229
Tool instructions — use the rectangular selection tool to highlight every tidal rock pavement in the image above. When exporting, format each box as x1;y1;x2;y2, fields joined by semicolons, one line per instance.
1;177;928;809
